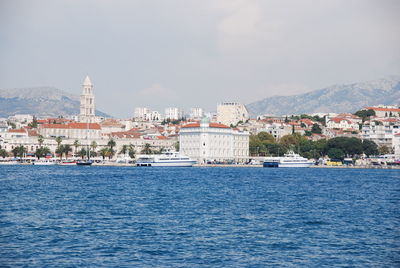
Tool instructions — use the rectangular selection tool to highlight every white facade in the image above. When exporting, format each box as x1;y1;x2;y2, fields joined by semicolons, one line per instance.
80;76;96;122
134;107;150;120
39;123;102;140
326;118;358;130
366;106;400;118
164;107;182;120
217;102;249;126
259;123;293;140
179;119;249;163
362;120;400;150
190;107;203;119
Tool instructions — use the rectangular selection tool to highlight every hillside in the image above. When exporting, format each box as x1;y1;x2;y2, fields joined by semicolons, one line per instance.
246;76;400;116
0;87;110;118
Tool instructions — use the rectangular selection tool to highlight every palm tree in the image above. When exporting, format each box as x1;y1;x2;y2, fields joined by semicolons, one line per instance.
55;145;64;159
73;140;80;157
55;136;62;147
107;138;116;151
12;145;27;158
99;148;109;160
141;143;152;154
0;148;8;158
90;141;97;156
37;135;44;148
78;148;87;159
35;147;51;159
128;144;136;159
120;145;128;155
63;144;72;159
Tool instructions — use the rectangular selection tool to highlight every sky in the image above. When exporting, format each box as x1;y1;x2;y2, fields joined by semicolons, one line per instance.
0;0;399;118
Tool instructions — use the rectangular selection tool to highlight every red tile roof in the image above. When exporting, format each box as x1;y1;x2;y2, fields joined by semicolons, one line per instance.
329;118;351;124
366;107;400;112
8;128;26;133
181;122;230;129
42;123;101;130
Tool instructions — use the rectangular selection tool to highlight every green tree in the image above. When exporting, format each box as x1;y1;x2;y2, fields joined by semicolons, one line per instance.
354;109;376;122
28;116;38;128
37;135;44;147
78;148;87;159
99;148;109;160
12;145;27;158
0;149;8;158
120;145;128;155
55;145;64;159
90;141;97;152
362;139;378;156
35;147;51;159
311;124;322;134
378;145;391;155
73;140;80;156
257;132;275;144
174;141;179;151
63;144;72;159
107;138;116;151
128;144;136;159
326;137;363;157
328;148;345;160
141;143;152;154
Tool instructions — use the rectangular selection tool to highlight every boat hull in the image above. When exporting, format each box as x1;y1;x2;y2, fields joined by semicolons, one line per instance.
136;160;196;167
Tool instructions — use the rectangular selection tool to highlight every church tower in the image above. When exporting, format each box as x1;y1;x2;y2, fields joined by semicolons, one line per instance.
80;75;96;122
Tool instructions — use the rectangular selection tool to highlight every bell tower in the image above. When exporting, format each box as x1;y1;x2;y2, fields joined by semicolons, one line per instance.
80;75;95;122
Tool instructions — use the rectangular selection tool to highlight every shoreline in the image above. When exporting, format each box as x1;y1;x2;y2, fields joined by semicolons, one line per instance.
1;162;399;169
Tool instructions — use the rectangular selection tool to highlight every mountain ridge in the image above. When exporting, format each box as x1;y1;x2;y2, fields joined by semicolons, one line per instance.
0;86;110;118
246;76;400;116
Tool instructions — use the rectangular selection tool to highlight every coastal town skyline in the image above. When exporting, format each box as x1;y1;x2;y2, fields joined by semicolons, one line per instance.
1;0;399;117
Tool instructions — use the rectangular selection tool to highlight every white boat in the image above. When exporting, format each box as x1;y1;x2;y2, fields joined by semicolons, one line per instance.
263;151;314;168
59;159;77;165
136;151;196;167
32;159;57;165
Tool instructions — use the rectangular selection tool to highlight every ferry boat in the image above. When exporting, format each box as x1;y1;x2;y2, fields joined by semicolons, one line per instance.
263;151;314;168
136;151;196;167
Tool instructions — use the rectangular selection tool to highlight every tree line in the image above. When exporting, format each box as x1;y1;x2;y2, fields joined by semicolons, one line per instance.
250;132;380;160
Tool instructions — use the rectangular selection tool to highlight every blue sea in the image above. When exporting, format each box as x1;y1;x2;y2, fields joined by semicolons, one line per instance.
0;166;399;267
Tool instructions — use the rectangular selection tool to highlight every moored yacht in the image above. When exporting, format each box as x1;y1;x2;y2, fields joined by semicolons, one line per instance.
136;151;196;167
263;151;314;168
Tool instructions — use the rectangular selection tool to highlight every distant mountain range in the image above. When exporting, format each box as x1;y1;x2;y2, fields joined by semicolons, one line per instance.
246;76;400;116
0;87;110;118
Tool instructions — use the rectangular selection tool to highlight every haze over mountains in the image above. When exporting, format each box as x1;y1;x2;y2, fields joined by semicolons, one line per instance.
0;87;110;118
246;76;400;117
0;76;399;118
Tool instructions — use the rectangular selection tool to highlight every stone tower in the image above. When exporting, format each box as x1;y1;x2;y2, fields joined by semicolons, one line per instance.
80;75;95;122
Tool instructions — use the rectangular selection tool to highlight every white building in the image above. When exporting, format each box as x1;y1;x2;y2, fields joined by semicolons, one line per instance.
134;107;151;121
362;119;400;150
39;122;102;140
80;76;96;123
217;102;249;126
365;106;400;118
259;123;293;140
326;117;359;130
179;118;249;163
190;107;203;120
164;107;183;120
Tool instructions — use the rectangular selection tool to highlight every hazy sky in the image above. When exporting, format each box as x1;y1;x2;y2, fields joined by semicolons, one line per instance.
0;0;399;117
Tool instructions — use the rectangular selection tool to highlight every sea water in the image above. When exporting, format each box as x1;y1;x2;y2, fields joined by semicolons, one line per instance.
0;166;399;267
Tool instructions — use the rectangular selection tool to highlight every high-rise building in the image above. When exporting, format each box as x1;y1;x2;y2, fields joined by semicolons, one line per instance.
190;107;203;119
217;102;249;126
80;76;95;122
165;107;183;120
134;107;151;121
